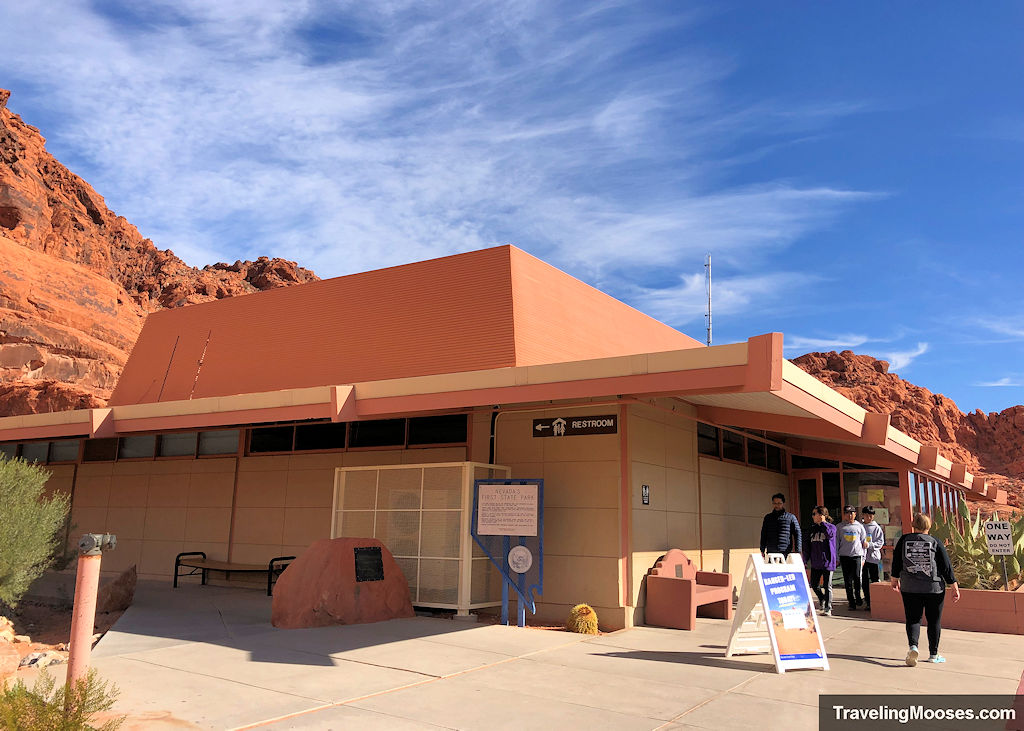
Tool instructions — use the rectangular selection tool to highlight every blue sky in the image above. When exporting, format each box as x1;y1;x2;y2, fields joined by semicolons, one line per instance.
1;1;1022;414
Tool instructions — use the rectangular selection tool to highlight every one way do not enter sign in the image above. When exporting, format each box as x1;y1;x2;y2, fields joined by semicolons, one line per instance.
984;521;1013;556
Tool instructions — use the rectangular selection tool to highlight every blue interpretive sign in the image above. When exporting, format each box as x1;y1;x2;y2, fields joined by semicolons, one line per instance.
472;479;544;627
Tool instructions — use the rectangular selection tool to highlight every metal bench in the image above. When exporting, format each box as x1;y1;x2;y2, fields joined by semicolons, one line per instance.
173;552;295;596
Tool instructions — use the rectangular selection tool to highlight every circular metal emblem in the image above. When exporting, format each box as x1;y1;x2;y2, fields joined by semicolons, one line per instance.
507;545;533;574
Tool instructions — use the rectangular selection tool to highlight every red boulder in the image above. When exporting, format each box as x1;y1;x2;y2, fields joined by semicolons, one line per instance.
271;538;414;629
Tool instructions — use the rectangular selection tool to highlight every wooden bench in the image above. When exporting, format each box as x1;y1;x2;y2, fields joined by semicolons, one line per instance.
173;552;295;596
644;549;733;631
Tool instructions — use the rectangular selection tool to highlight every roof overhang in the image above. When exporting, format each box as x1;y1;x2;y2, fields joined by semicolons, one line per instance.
0;332;1004;504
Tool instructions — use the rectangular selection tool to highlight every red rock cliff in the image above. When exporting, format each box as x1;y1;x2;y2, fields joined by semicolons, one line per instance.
793;351;1024;509
0;89;318;414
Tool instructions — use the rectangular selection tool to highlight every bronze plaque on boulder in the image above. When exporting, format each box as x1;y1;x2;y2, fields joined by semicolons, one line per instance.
354;546;384;582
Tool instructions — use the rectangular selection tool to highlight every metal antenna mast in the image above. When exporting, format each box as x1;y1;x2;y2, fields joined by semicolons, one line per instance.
704;253;712;346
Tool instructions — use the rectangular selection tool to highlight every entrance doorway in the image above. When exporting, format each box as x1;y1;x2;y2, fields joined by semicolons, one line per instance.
792;470;842;526
792;469;846;592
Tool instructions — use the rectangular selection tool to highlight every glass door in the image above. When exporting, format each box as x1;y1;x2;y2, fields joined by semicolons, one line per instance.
822;472;844;589
797;478;818;532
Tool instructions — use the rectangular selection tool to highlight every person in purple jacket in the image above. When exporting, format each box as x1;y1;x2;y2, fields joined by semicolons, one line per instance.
803;505;838;615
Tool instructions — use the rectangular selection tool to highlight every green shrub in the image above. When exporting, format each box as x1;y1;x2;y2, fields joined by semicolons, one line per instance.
565;603;599;634
0;455;70;609
0;668;124;730
930;495;1024;590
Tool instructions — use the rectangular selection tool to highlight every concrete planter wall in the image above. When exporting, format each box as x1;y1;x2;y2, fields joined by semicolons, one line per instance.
868;581;1024;634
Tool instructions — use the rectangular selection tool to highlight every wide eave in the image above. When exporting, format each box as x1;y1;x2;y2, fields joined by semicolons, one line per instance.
0;332;1004;504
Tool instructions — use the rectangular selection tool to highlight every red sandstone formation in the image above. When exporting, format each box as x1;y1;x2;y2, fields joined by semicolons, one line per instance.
271;538;415;628
0;89;317;416
793;351;1024;509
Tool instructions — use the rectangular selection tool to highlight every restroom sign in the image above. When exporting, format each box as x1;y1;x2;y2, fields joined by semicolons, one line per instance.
533;415;617;437
985;521;1013;556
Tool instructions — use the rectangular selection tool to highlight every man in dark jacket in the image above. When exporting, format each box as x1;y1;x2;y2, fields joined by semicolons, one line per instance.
760;493;802;557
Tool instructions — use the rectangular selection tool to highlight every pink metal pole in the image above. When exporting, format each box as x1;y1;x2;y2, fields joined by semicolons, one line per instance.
66;553;102;688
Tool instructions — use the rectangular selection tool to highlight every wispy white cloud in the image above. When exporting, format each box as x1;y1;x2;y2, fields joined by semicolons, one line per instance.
629;270;824;327
0;0;876;317
881;342;929;371
976;319;1024;340
784;333;872;352
975;377;1024;387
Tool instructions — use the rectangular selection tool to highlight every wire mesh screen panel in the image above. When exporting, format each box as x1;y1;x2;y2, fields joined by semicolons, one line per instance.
333;462;509;612
342;470;377;509
335;510;374;540
378;469;422;510
423;466;463;509
375;510;420;556
393;556;418;598
418;559;460;604
420;510;462;558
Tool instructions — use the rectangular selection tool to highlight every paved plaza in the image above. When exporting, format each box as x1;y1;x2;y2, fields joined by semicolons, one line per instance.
86;582;1024;730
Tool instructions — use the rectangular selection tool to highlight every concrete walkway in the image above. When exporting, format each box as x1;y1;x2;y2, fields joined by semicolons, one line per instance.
91;582;1024;730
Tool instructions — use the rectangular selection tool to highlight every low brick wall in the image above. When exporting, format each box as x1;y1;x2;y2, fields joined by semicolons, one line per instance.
868;581;1024;634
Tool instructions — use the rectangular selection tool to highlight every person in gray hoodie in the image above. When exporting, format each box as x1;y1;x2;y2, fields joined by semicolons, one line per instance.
861;506;885;610
837;505;868;610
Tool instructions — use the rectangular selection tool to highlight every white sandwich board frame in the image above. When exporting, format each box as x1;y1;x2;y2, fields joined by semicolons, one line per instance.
725;553;829;673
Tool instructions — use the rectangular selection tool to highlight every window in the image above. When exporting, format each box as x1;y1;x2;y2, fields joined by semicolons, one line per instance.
249;426;294;453
295;422;347;451
160;432;198;457
697;423;720;457
49;440;80;462
408;415;467;445
198;430;239;456
349;419;406;448
118;435;156;460
792;456;840;469
20;442;48;463
721;430;745;462
83;438;118;462
0;443;16;459
747;439;767;468
697;422;784;473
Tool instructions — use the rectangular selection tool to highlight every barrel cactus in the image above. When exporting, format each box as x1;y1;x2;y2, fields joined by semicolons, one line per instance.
565;603;599;634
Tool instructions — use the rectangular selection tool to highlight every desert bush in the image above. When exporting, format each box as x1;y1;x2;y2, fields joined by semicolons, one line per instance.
565;603;599;634
0;668;124;730
0;455;70;609
930;494;1024;590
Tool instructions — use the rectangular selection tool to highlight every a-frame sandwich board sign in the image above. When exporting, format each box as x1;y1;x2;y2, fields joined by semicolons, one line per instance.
725;553;829;673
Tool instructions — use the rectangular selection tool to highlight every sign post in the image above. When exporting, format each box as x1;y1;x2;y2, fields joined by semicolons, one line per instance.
984;517;1013;591
472;479;544;627
726;553;828;673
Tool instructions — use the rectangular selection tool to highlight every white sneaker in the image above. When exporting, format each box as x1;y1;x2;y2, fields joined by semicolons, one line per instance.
906;646;919;667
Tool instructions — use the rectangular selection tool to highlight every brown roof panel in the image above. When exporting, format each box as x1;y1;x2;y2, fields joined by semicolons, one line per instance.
109;245;701;406
509;247;700;365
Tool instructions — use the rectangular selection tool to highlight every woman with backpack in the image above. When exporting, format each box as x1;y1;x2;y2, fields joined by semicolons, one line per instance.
803;505;838;616
891;512;961;666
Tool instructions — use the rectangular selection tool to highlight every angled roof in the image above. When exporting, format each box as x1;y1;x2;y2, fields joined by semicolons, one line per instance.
108;245;701;406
